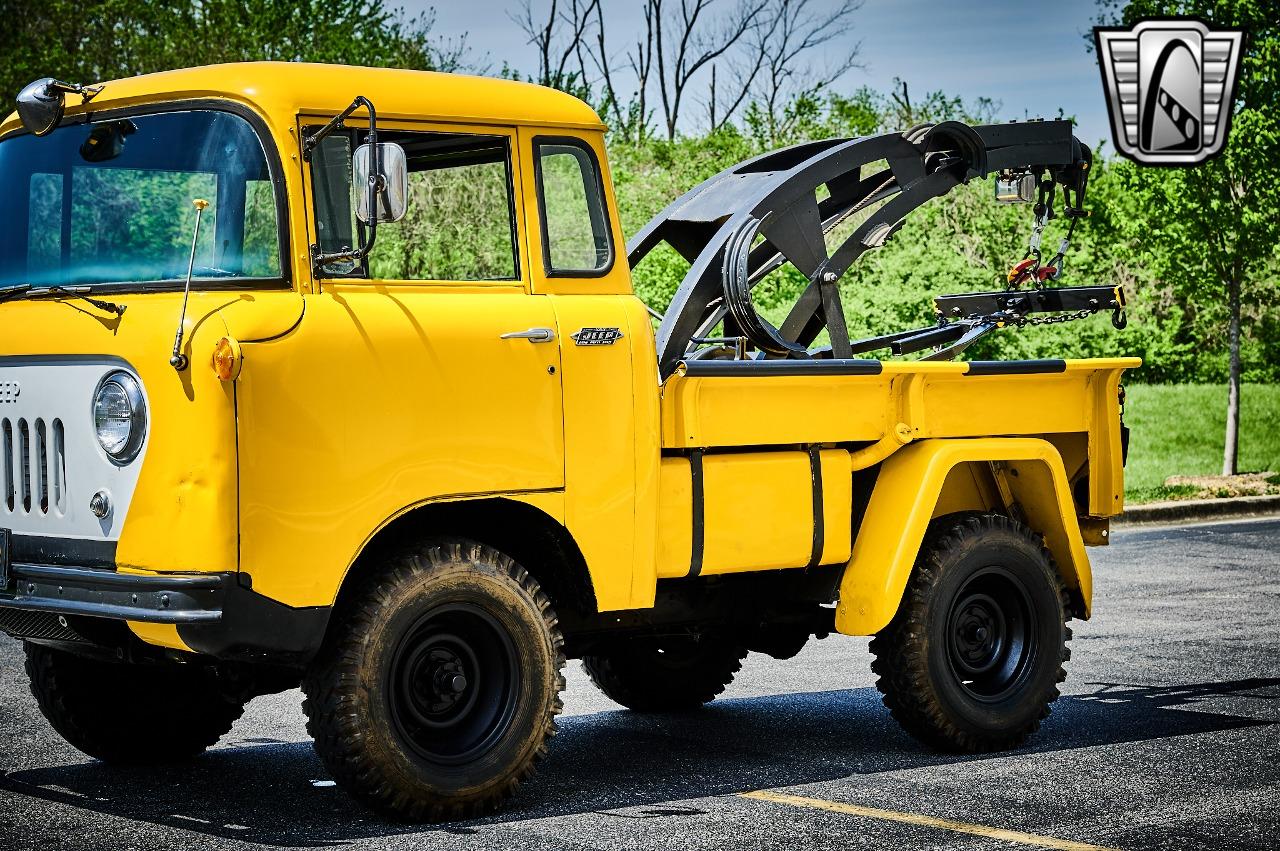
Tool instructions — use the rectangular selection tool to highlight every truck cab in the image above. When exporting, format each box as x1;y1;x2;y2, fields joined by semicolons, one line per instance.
0;64;1135;821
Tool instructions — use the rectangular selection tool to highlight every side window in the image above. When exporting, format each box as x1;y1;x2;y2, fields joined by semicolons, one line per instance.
311;135;356;273
534;138;612;276
309;130;519;281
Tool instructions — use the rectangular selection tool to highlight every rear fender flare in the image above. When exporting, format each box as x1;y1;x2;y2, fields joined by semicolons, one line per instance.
835;438;1090;636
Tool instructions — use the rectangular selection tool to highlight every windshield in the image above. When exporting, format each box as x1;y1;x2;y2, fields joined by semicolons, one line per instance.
0;109;282;289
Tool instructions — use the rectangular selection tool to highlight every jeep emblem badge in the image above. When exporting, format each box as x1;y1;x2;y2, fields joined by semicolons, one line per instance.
1094;18;1244;166
571;327;624;346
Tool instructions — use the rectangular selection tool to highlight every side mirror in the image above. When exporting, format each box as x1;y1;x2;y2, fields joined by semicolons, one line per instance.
15;78;102;137
16;78;66;137
994;173;1036;204
353;142;408;224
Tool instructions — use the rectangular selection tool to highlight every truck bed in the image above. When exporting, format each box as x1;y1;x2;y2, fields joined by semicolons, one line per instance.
652;356;1138;581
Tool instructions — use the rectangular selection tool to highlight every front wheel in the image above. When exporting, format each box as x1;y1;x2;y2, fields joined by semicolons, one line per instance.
302;539;565;821
870;513;1070;752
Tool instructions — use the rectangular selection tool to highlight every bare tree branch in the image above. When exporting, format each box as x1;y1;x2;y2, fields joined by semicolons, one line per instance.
629;3;656;142
653;0;767;140
703;6;782;131
514;0;864;143
510;0;599;91
587;4;619;124
746;0;864;143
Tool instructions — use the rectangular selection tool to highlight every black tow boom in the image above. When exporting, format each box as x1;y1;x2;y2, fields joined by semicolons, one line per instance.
627;120;1104;378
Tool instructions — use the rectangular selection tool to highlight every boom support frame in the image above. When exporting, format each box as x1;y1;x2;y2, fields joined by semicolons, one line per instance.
627;120;1097;378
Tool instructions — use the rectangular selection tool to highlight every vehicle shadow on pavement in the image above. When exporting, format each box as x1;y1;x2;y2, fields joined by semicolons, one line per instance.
1;678;1274;847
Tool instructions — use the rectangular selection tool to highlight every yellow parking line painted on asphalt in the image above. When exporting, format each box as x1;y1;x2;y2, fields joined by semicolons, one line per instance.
738;790;1117;851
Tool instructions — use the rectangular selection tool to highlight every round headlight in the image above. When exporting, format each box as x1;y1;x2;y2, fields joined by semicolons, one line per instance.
93;371;146;463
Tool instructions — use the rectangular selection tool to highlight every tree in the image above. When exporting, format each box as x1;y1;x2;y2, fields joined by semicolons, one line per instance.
649;0;768;140
734;0;862;145
0;0;467;117
1098;0;1280;474
510;0;598;98
509;0;865;142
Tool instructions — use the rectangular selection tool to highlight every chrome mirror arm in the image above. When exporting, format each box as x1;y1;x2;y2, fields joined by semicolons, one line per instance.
303;96;381;277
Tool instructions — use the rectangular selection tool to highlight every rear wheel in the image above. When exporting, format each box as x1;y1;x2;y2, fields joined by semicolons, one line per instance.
25;643;245;764
870;513;1070;752
302;539;564;821
582;634;747;711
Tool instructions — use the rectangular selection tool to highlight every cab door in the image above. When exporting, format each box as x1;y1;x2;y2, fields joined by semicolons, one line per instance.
235;118;565;607
520;128;660;611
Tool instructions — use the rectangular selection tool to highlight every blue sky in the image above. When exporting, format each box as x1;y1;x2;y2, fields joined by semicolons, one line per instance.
409;0;1113;149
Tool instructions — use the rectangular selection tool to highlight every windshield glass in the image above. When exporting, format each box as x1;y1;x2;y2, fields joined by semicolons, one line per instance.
0;109;282;289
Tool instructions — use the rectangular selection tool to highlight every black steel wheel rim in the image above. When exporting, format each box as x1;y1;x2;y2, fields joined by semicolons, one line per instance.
945;565;1038;701
388;602;521;766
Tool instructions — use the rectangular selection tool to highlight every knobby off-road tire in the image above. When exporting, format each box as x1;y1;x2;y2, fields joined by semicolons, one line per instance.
582;634;748;711
302;539;565;822
869;513;1071;752
24;643;246;764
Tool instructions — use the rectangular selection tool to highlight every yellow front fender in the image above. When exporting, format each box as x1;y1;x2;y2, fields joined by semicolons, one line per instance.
835;438;1090;636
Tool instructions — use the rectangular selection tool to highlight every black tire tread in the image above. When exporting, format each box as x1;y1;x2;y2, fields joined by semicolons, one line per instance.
869;513;1070;753
582;636;747;712
24;643;245;764
301;538;565;822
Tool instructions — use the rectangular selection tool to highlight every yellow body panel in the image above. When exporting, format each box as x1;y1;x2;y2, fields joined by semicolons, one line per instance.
661;358;1136;518
664;360;1135;445
235;288;566;606
549;295;642;610
655;457;695;576
123;620;189;652
655;449;853;577
834;438;1092;637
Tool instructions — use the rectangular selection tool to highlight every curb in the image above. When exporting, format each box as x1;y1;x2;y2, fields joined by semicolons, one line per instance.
1115;494;1280;526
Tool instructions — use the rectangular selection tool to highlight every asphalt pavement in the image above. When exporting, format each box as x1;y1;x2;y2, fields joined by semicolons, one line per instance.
1;517;1277;850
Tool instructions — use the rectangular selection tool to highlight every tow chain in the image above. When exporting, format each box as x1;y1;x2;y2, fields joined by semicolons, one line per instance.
1017;308;1096;327
996;159;1127;329
1016;304;1126;331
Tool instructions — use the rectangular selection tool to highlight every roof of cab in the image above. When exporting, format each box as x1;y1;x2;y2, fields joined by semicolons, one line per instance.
1;62;605;134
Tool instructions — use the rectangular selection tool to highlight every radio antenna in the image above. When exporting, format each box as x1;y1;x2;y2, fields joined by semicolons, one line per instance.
170;198;209;371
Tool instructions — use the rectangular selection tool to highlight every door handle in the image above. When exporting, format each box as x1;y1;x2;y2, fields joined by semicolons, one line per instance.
500;327;556;343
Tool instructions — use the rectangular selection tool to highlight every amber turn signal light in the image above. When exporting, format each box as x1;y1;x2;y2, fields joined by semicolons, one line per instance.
212;336;242;381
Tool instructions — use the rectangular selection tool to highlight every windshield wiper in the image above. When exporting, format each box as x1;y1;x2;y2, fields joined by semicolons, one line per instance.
0;285;33;304
0;284;125;316
42;285;127;315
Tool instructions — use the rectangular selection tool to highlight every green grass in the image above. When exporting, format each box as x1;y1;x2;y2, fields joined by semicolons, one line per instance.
1123;383;1280;500
1124;483;1202;504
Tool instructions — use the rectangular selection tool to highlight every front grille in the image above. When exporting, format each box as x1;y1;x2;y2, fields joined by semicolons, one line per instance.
1;417;66;517
0;607;88;642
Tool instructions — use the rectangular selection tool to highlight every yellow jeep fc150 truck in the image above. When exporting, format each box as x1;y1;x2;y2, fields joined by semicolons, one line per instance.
0;64;1135;821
